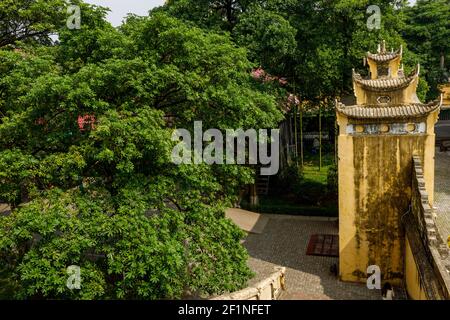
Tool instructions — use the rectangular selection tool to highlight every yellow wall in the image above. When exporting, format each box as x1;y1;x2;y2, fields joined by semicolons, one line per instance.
337;111;438;284
368;57;401;80
353;76;420;105
405;237;428;300
440;84;450;108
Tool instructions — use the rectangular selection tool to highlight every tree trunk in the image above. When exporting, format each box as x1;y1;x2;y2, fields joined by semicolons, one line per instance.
226;0;233;29
300;104;304;168
319;103;322;171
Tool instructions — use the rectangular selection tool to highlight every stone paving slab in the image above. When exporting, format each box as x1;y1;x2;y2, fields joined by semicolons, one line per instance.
243;214;387;300
225;208;269;234
0;203;10;216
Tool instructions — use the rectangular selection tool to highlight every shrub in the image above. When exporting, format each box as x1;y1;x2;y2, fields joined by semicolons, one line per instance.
327;164;338;197
279;163;304;195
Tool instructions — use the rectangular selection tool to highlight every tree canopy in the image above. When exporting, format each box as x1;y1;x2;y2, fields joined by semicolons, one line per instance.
0;0;67;48
164;0;446;101
0;4;283;299
404;0;450;98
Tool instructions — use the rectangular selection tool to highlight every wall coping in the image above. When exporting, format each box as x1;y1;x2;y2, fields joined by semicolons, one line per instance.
211;267;286;300
409;156;450;299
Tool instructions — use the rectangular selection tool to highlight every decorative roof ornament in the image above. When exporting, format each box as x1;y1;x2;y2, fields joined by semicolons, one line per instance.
337;41;442;121
368;42;403;63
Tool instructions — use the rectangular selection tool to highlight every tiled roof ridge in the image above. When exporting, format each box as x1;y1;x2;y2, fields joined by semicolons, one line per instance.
367;43;403;63
336;96;442;119
352;64;420;91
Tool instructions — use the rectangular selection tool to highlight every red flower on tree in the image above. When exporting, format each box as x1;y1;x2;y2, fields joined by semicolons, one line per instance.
251;67;266;80
287;94;300;106
251;67;288;86
77;114;96;132
35;117;46;126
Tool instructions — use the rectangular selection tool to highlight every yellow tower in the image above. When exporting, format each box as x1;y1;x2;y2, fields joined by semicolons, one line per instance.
336;41;442;284
439;84;450;108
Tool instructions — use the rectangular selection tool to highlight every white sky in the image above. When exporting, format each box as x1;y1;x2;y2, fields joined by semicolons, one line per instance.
84;0;166;26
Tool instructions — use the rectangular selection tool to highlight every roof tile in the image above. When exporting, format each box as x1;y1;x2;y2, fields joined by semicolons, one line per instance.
336;102;441;120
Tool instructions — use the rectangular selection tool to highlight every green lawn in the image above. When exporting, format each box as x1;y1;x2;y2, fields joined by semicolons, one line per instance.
242;197;338;217
302;152;335;185
242;151;338;217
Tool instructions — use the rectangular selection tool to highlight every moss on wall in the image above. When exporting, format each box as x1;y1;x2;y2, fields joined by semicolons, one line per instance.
350;135;426;282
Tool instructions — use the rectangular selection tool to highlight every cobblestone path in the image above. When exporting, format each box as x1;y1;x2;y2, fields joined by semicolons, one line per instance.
243;214;397;300
434;150;450;243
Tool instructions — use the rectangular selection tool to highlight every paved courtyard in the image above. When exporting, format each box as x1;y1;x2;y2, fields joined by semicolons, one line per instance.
434;149;450;242
243;214;390;300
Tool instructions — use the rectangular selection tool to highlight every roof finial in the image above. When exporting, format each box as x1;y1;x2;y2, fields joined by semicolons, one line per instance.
381;40;386;53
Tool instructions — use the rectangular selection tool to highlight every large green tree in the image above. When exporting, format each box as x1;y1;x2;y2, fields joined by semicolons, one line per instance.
165;0;411;100
164;0;261;31
233;4;297;75
404;0;450;98
0;7;283;299
0;0;68;48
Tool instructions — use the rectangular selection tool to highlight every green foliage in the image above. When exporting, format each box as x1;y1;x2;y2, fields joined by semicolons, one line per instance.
279;162;304;195
404;0;450;99
2;0;448;300
163;0;260;31
165;0;414;100
0;9;282;299
0;188;252;299
327;164;338;197
242;197;338;217
0;0;68;48
233;4;297;75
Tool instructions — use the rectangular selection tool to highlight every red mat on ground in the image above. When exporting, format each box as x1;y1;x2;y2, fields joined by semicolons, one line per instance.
306;234;339;257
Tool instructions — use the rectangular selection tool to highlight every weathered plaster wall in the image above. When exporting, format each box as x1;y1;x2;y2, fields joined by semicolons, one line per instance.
337;112;438;284
405;237;428;300
404;156;450;300
368;57;401;80
440;84;450;106
211;267;286;300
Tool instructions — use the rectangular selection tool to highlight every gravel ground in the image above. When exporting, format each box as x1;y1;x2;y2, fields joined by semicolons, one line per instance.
243;214;407;300
434;150;450;242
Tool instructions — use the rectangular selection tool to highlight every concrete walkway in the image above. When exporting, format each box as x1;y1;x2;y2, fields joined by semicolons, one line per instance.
242;214;388;300
225;208;269;234
0;203;10;216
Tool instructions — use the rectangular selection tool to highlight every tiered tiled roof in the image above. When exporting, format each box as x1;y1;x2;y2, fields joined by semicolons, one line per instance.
338;41;441;121
336;99;442;120
352;65;419;92
366;41;402;63
367;50;402;63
